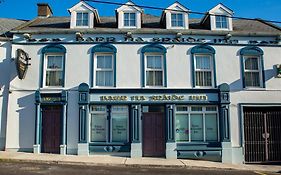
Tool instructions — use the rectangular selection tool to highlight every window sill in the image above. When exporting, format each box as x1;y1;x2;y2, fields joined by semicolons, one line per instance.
243;87;266;91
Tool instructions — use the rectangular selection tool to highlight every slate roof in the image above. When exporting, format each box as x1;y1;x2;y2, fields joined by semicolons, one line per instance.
0;18;26;38
12;14;281;36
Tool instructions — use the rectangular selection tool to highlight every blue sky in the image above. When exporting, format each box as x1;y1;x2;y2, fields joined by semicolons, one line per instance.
0;0;280;24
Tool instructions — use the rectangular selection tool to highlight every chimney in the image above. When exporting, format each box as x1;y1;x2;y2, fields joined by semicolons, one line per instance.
37;3;53;17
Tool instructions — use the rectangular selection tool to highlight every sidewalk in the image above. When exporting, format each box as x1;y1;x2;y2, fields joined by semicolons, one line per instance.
0;151;280;173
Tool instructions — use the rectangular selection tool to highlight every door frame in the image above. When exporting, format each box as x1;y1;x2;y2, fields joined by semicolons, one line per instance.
41;105;63;154
142;105;166;157
240;104;281;163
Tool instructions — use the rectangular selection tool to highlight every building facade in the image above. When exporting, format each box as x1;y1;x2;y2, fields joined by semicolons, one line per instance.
0;18;26;150
4;1;281;164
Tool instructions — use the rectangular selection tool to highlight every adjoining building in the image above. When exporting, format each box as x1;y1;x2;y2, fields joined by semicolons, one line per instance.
4;1;281;164
0;18;26;151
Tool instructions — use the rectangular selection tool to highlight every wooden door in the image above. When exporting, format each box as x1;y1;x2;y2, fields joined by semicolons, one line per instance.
42;106;62;154
143;112;165;157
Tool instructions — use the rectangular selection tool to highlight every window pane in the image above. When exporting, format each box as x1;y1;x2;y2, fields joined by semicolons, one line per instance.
245;72;260;87
91;114;107;142
47;56;63;69
124;13;136;26
176;106;188;112
206;106;217;111
191;106;202;111
216;16;228;29
97;56;112;69
147;56;162;69
146;71;154;86
154;71;163;86
96;71;113;86
112;113;128;142
46;71;63;86
195;71;212;86
190;114;203;141
196;56;210;69
245;57;259;70
175;114;189;142
205;114;218;141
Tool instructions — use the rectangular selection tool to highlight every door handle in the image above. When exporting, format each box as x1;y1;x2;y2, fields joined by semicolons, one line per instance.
262;133;270;139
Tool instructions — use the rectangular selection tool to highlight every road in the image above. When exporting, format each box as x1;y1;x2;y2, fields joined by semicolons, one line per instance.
0;162;278;175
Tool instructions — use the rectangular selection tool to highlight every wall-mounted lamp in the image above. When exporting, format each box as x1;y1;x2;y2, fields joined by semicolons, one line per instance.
75;32;84;41
176;32;182;39
23;33;31;40
125;31;132;38
225;33;232;40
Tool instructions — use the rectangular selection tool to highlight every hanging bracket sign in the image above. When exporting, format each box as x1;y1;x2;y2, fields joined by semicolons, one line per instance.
16;49;31;79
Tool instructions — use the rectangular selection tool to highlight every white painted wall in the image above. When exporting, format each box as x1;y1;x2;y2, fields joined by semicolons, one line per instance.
6;33;281;156
0;41;12;150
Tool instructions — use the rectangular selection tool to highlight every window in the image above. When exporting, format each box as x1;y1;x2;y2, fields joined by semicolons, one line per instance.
124;12;136;27
175;106;219;142
90;105;129;143
76;12;89;26
171;13;184;27
194;55;214;87
44;55;64;87
95;54;114;87
145;55;163;86
243;56;262;87
215;15;228;29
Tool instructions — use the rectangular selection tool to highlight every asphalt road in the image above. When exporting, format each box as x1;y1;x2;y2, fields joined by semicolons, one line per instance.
0;162;279;175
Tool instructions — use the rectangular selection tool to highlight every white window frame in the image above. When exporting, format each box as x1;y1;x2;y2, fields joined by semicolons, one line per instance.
123;12;137;28
243;55;263;88
89;105;129;144
215;15;229;29
194;54;215;88
171;13;184;28
144;53;164;88
76;11;89;27
175;105;219;143
43;54;64;88
94;53;114;88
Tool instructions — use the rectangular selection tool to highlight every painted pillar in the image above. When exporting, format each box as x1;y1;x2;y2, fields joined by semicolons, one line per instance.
78;83;90;156
219;83;232;163
130;104;142;158
60;90;68;155
166;104;177;159
34;91;41;154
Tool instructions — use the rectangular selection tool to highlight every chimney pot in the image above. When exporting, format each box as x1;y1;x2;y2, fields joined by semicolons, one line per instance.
37;3;53;17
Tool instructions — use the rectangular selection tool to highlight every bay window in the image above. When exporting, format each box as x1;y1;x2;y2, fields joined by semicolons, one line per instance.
175;106;219;142
90;105;129;143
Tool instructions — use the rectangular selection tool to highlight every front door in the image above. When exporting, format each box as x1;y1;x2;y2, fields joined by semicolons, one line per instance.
41;106;62;154
244;107;281;163
143;111;165;157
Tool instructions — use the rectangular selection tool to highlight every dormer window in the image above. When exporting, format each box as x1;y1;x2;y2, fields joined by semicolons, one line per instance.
215;15;228;29
161;2;190;29
76;12;89;26
124;12;136;27
201;3;233;31
68;1;100;29
116;1;143;29
171;13;184;27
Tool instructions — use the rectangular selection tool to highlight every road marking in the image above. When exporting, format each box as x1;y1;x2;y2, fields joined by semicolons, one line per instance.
254;171;267;175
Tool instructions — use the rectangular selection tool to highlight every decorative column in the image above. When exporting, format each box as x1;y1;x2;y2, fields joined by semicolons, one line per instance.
219;83;232;163
166;104;177;159
60;90;68;155
78;83;90;156
34;91;41;154
130;105;142;158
